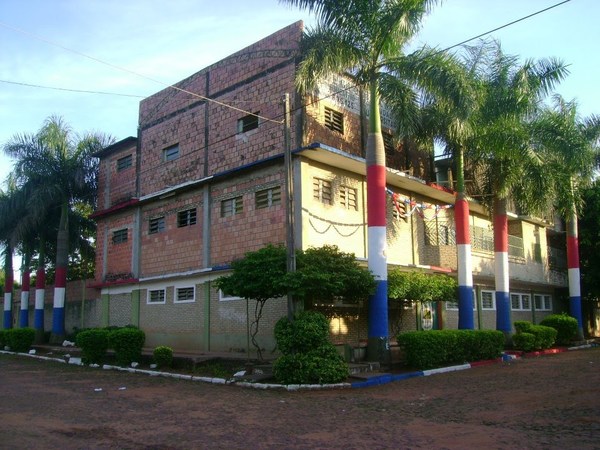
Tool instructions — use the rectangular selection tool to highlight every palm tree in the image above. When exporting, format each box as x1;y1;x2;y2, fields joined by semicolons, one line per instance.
532;96;600;340
468;42;568;339
4;116;112;342
282;0;470;360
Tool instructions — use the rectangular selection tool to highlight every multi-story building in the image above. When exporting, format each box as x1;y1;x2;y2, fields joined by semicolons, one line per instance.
91;22;568;355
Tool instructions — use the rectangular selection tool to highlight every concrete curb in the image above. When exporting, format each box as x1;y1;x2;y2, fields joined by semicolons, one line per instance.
2;342;597;390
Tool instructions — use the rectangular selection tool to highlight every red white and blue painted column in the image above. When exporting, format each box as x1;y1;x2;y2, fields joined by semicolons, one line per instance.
3;272;13;329
19;269;30;328
494;200;511;334
567;215;584;340
455;194;474;329
365;85;389;360
34;267;46;333
52;266;67;337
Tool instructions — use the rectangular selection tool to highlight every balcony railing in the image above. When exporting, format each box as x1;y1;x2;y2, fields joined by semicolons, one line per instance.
548;246;567;271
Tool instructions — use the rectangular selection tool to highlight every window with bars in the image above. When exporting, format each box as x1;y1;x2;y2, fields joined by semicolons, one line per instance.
175;287;195;303
534;294;552;311
112;228;128;244
163;144;180;162
238;112;259;133
313;178;332;205
177;208;197;227
511;293;531;311
221;196;243;217
148;289;165;304
149;216;166;234
117;154;132;171
339;185;358;210
481;290;496;310
324;107;344;134
255;186;281;209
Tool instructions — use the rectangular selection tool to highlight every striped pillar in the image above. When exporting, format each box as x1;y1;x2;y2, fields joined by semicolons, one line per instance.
52;266;67;337
366;133;389;359
494;209;511;333
567;217;584;340
455;196;474;329
34;268;45;332
3;273;13;329
19;271;30;328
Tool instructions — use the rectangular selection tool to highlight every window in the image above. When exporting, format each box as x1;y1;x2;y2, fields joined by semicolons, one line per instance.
324;107;344;134
255;186;281;209
511;293;532;311
112;228;128;244
339;186;358;211
219;290;242;302
177;208;197;227
446;290;476;311
117;154;132;171
481;290;496;310
149;216;166;234
175;287;195;303
313;178;332;205
534;294;553;311
237;112;259;133
221;196;243;217
148;289;166;304
163;144;180;162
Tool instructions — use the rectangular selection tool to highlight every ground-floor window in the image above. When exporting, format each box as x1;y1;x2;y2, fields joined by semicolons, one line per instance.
511;292;531;311
534;294;552;311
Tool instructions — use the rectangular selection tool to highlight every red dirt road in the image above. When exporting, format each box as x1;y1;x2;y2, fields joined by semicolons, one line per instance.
1;348;599;449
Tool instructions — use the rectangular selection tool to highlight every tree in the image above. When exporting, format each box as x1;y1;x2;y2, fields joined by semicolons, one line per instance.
532;97;600;339
216;244;375;360
282;0;469;362
580;181;600;327
388;269;457;335
3;116;113;342
467;41;567;339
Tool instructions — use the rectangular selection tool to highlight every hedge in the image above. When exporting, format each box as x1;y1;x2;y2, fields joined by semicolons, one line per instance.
397;330;504;370
540;314;578;345
513;321;556;350
108;327;145;365
76;328;110;364
5;328;36;353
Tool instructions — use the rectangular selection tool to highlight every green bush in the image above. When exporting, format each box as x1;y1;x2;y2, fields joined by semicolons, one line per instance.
273;311;348;384
273;346;348;384
397;330;504;370
529;325;557;350
513;321;533;334
153;346;173;368
274;310;329;354
513;332;536;352
540;314;578;345
0;329;7;348
108;327;145;365
76;329;110;364
6;328;35;353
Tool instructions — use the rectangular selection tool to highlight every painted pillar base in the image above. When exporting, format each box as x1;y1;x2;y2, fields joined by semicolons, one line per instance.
19;309;29;328
366;337;390;367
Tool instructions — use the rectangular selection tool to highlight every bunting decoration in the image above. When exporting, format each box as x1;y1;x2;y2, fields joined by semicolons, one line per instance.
386;188;453;220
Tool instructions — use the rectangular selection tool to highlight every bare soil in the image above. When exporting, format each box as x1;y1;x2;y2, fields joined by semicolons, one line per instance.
1;348;599;449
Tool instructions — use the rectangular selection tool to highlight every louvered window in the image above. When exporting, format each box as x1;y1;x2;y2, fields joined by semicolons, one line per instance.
339;186;358;210
324;107;344;134
221;196;243;217
256;186;281;209
313;178;332;205
149;216;166;234
177;208;197;227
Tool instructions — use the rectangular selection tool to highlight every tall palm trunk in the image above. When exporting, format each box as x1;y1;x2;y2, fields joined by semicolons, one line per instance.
366;80;389;362
455;146;474;329
19;248;31;328
3;243;13;329
34;236;46;343
50;202;69;343
494;196;512;340
566;182;584;340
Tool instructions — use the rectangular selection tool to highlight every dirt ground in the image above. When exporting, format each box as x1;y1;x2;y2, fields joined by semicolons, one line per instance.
1;348;599;450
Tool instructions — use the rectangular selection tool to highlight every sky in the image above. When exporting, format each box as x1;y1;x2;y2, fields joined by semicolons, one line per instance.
1;0;598;189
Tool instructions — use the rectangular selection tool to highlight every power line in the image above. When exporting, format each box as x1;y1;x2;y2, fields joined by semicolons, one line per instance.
0;79;145;98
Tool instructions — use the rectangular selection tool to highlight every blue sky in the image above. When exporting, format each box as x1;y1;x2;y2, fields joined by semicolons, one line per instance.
1;0;597;188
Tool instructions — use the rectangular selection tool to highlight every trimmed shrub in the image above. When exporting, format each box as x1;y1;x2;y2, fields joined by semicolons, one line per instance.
6;328;35;353
108;327;145;365
273;311;348;384
0;329;7;348
76;329;110;364
153;346;173;368
529;325;557;350
397;330;504;370
514;321;533;334
513;332;536;352
540;314;578;345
